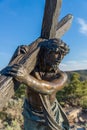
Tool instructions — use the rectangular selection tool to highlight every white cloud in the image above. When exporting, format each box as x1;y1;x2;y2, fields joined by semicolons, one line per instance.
59;60;87;71
77;18;87;36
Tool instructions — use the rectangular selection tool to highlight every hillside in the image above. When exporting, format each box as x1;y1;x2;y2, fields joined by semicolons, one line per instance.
67;69;87;81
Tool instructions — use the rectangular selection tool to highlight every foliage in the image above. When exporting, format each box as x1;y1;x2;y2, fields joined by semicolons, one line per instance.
0;97;24;130
15;84;26;98
4;119;22;130
57;72;87;108
0;72;87;129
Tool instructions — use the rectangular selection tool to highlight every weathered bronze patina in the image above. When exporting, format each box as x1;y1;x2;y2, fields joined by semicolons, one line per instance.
0;0;73;130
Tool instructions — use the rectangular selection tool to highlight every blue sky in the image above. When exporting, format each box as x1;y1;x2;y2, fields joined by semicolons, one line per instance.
0;0;87;71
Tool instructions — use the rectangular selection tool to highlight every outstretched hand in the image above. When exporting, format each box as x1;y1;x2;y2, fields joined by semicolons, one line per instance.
1;64;28;83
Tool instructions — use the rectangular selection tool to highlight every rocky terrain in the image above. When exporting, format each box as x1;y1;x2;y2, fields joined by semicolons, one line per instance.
65;105;87;130
0;97;87;130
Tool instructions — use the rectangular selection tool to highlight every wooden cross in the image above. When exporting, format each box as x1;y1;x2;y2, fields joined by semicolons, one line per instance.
0;0;73;110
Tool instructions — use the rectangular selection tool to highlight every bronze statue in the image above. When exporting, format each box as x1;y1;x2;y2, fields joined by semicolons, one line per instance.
3;39;70;130
0;0;73;130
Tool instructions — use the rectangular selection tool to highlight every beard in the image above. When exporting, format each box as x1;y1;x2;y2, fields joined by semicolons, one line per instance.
45;61;59;72
51;64;59;72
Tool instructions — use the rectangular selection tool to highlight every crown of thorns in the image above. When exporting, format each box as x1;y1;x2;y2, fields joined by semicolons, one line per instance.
40;38;70;55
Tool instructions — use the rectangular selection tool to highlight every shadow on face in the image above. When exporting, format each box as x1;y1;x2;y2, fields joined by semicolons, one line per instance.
37;38;70;72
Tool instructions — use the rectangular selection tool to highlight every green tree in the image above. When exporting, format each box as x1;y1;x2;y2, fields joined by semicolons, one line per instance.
57;72;87;108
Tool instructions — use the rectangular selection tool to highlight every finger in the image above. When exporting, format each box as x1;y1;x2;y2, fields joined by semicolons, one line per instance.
4;66;18;73
3;68;18;76
12;64;23;68
3;71;17;77
11;69;24;75
1;64;23;76
7;66;19;72
0;66;12;75
9;67;24;75
5;70;23;78
8;64;22;71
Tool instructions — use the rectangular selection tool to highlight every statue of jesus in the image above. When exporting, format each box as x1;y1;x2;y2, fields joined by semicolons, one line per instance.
4;38;70;130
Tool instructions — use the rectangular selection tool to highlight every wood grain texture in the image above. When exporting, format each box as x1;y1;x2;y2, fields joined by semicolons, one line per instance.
55;14;73;38
0;38;44;110
41;0;62;39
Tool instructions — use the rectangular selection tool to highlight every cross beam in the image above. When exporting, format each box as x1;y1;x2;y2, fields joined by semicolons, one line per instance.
0;0;73;110
41;0;62;39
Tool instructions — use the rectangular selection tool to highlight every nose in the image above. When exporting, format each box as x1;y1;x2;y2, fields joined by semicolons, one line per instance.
60;55;63;59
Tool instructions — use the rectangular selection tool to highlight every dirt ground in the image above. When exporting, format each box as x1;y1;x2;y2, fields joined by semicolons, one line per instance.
64;106;87;130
